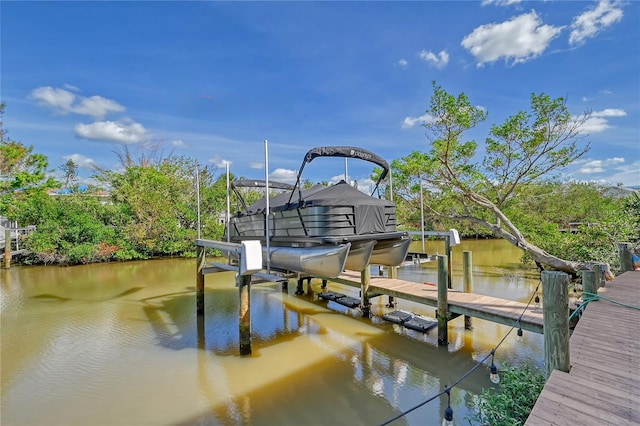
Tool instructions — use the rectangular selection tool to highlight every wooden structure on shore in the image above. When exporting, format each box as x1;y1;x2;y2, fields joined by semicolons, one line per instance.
2;225;36;268
526;270;640;425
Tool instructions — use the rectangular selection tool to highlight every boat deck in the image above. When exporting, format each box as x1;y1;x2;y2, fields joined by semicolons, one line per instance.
525;270;640;425
329;271;544;333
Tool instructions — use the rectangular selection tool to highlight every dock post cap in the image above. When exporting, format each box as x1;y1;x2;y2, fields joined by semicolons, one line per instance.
240;240;263;275
449;229;460;246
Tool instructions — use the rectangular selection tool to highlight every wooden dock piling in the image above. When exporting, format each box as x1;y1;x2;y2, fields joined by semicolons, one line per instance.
618;242;634;272
462;251;473;329
437;255;449;346
542;270;570;379
582;270;597;298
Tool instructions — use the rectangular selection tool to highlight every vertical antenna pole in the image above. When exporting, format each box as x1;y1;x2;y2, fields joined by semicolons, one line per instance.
420;177;425;253
264;140;271;273
226;162;230;243
196;165;201;240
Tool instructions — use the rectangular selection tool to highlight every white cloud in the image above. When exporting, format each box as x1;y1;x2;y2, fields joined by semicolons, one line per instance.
402;113;435;129
74;119;147;144
579;157;625;174
250;162;264;169
602;161;640;187
482;0;522;6
269;168;297;184
73;96;125;119
31;86;125;119
418;50;450;69
172;139;186;147
576;108;627;134
209;155;231;168
600;89;613;95
397;59;408;67
63;84;80;92
569;0;624;46
591;108;626;118
31;86;75;111
461;11;563;66
63;153;98;170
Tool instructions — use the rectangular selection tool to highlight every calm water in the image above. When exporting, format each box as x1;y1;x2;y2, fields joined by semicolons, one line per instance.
1;239;544;426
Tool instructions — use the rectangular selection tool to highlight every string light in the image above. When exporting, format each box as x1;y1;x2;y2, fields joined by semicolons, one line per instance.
442;388;454;426
516;327;523;342
489;352;500;384
534;293;540;308
379;279;545;426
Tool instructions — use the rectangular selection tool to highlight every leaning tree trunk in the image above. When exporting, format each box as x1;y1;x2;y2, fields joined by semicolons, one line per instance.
496;227;591;275
466;193;593;275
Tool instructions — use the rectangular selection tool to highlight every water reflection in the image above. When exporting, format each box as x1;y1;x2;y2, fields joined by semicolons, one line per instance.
1;240;544;425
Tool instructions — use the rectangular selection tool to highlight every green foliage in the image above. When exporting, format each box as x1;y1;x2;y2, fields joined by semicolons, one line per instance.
2;109;231;266
504;182;639;271
387;83;603;273
95;152;225;257
16;192;129;264
469;364;545;426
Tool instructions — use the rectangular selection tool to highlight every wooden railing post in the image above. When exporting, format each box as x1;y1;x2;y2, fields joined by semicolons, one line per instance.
361;267;371;318
462;251;473;329
3;228;11;269
196;245;205;315
542;271;571;379
238;273;252;355
618;242;634;272
582;270;598;298
437;255;449;346
591;264;604;288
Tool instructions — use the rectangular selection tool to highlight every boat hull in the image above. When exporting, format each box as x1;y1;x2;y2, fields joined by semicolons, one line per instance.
370;237;412;267
263;243;350;278
343;240;376;271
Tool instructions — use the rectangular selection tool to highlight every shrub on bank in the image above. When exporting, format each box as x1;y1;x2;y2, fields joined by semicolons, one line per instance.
468;363;545;426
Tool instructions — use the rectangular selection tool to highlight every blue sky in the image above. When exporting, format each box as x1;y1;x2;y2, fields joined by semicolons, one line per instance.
2;0;639;189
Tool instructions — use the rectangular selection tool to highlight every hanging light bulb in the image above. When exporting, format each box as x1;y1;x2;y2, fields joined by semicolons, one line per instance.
534;293;540;308
517;327;523;342
490;354;500;384
442;389;454;426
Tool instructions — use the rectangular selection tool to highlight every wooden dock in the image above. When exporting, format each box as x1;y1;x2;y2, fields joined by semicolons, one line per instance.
526;270;640;425
329;270;544;333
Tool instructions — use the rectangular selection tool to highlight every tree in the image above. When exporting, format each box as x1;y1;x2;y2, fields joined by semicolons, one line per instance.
1;104;59;216
398;82;593;274
95;147;224;256
59;159;79;187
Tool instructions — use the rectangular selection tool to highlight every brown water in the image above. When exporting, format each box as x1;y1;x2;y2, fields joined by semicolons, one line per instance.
1;239;544;426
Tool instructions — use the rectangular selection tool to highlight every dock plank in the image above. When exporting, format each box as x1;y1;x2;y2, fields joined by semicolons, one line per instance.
526;271;640;425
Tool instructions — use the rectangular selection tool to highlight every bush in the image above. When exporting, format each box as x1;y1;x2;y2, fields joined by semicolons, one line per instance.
468;364;545;426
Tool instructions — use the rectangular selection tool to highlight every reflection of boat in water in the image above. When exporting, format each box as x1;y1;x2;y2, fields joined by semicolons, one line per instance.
227;146;411;275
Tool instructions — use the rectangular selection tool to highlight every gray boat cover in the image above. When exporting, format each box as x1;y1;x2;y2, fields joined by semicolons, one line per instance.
246;181;394;235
